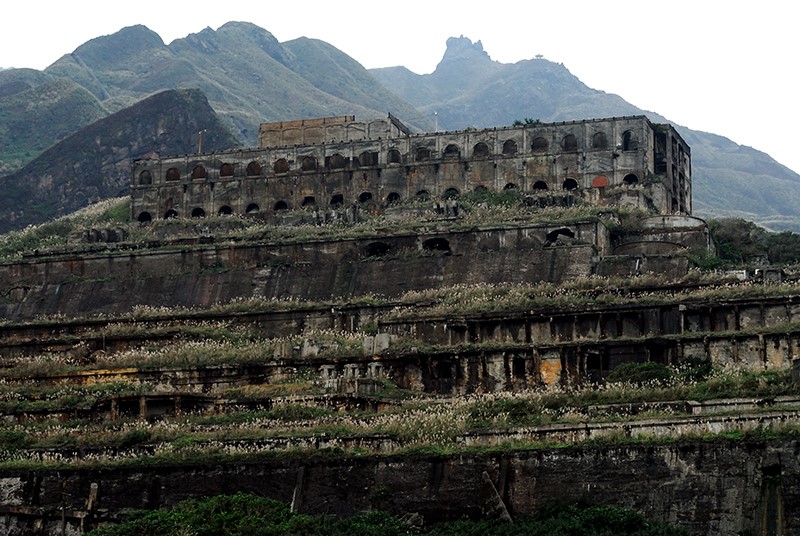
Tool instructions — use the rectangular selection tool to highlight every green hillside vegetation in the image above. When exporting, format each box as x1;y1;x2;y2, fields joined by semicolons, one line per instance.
0;88;238;232
85;493;689;536
45;22;431;144
0;70;107;174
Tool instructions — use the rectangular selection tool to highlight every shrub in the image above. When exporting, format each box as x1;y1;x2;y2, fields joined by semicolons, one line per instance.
606;362;672;386
675;356;713;383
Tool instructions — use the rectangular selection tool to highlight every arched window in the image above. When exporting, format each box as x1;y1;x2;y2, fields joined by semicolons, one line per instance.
218;205;233;215
622;130;638;151
592;132;608;150
443;188;459;199
327;153;347;169
473;142;490;158
165;167;181;181
300;156;317;171
502;140;518;155
443;144;460;158
358;192;373;203
164;209;178;219
388;149;402;164
302;196;316;208
330;193;344;208
274;200;289;211
416;189;430;201
415;147;431;161
474;185;488;192
562;178;579;190
191;165;207;179
137;212;152;223
386;192;401;206
219;163;234;177
533;181;548;190
504;182;518;190
245;203;260;214
358;151;377;167
191;207;206;218
531;137;548;153
562;134;578;152
246;161;262;176
138;170;152;185
623;173;639;185
274;158;290;174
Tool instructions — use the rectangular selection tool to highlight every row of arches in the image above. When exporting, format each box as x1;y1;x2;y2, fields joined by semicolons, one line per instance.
138;173;641;222
138;203;263;222
138;131;641;185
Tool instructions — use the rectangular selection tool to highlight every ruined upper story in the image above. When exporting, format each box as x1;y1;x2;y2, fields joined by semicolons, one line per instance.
130;115;691;223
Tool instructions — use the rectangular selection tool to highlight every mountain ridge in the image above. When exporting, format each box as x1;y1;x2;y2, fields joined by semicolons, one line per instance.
0;25;797;231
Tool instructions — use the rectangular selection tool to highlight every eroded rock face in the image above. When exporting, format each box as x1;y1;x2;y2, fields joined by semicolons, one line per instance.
0;440;795;535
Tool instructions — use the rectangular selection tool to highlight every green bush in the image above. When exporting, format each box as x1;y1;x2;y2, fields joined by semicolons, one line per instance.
606;362;672;386
675;356;713;383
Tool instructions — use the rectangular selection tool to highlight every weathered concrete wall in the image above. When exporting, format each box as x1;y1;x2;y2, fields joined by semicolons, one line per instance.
0;225;601;321
0;440;795;535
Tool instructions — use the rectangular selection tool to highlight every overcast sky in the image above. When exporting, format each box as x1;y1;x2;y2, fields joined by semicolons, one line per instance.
2;1;797;174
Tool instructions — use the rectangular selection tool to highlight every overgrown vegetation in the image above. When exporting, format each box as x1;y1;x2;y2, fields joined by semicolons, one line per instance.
708;217;800;266
85;493;689;536
1;362;796;464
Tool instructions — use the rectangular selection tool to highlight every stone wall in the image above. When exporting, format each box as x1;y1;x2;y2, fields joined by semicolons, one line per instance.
0;440;795;535
0;224;602;321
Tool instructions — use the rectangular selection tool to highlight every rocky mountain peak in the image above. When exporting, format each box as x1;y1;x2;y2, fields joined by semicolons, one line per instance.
440;36;492;65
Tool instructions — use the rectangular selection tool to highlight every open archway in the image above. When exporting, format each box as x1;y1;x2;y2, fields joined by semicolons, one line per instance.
562;178;579;190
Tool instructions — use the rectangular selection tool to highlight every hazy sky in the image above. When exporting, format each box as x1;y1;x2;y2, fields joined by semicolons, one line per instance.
2;1;798;174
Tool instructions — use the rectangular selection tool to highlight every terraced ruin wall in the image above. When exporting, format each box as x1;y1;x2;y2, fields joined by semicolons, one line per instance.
0;440;795;535
0;224;605;321
3;293;800;400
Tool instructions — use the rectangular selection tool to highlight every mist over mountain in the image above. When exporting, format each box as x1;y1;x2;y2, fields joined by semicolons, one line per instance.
0;25;797;231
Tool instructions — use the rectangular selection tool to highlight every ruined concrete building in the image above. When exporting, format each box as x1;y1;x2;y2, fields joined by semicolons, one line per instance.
130;114;692;222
